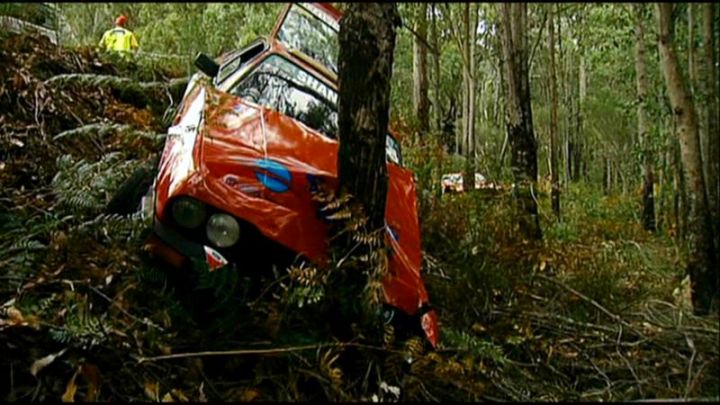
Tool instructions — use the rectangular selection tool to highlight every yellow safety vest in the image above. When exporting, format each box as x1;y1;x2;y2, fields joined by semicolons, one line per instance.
99;27;139;54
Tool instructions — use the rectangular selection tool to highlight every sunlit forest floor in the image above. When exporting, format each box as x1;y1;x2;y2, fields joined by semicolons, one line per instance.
1;33;718;402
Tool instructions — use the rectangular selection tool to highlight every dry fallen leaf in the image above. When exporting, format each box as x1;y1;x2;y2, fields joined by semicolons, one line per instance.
144;381;160;402
61;367;80;402
30;348;68;377
240;388;261;402
172;389;189;402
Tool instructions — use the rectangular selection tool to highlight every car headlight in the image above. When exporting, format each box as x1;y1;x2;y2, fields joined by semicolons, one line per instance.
206;213;240;248
171;197;207;229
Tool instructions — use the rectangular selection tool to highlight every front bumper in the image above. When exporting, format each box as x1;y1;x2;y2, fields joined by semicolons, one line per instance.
144;218;441;348
145;218;229;272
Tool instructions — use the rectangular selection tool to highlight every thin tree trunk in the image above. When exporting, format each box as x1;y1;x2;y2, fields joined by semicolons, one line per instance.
655;3;718;314
575;52;586;182
634;3;656;231
466;3;478;191
657;130;667;231
673;128;688;241
498;2;542;240
413;2;430;134
459;3;476;191
548;3;560;219
337;3;399;231
558;13;571;186
431;3;442;133
688;4;695;94
701;4;719;241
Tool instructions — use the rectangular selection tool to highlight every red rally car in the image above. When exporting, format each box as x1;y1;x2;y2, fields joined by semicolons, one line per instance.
134;3;439;347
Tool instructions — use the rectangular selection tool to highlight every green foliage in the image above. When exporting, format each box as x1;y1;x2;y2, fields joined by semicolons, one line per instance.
59;3;282;73
52;152;143;216
442;328;507;364
0;3;58;29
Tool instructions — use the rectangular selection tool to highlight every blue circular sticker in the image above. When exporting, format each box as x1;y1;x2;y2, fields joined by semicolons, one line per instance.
255;159;291;193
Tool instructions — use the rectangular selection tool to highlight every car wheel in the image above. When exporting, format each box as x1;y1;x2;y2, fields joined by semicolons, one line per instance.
107;166;156;215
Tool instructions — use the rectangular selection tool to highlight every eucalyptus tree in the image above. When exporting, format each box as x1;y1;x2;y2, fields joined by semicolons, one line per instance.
655;3;718;314
413;2;430;133
498;2;542;240
443;3;480;191
634;3;656;231
700;4;718;238
337;3;400;231
548;3;560;219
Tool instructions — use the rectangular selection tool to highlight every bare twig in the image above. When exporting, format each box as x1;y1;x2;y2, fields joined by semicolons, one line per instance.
136;342;400;364
88;285;164;332
535;274;641;334
683;333;696;399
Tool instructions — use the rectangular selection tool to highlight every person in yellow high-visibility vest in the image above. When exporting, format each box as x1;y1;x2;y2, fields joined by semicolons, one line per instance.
99;15;139;57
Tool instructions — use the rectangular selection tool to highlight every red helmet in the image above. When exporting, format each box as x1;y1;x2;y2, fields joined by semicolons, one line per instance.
115;15;127;26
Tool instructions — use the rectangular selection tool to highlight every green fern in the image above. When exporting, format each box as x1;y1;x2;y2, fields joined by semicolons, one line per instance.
52;153;145;216
50;305;110;349
442;329;507;365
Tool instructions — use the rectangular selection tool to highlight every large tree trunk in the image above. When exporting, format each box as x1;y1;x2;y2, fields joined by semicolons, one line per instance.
548;3;560;219
337;3;399;231
701;4;719;240
634;3;656;231
413;2;430;133
655;3;718;314
498;2;542;240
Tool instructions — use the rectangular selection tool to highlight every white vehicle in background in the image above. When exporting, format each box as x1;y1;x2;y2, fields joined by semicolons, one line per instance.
442;172;496;194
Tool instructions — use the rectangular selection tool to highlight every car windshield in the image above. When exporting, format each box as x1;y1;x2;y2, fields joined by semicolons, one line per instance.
276;3;339;75
230;54;338;138
229;54;403;165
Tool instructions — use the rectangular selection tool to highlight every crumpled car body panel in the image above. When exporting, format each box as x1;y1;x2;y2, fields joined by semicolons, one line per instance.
152;2;439;348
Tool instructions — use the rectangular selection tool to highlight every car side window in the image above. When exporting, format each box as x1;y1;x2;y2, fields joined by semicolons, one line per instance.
216;41;266;86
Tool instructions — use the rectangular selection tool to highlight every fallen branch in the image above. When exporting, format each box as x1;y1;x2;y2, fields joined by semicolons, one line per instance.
88;285;164;332
53;123;164;142
534;273;641;335
43;73;188;93
136;342;400;364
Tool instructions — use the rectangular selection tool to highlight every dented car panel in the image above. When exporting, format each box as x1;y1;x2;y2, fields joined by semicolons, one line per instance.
148;2;439;348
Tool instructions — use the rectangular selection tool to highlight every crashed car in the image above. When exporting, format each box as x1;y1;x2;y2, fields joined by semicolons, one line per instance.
121;3;439;347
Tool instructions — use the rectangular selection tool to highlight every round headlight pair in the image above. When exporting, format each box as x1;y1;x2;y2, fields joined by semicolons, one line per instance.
171;197;240;248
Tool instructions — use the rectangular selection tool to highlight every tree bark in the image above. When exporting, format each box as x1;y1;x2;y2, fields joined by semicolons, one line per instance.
688;3;696;94
431;3;442;133
413;2;430;133
337;3;399;231
446;3;478;191
575;49;586;182
464;3;478;191
673;125;688;241
498;2;542;240
701;4;719;240
634;3;656;231
548;3;560;219
655;3;718;314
